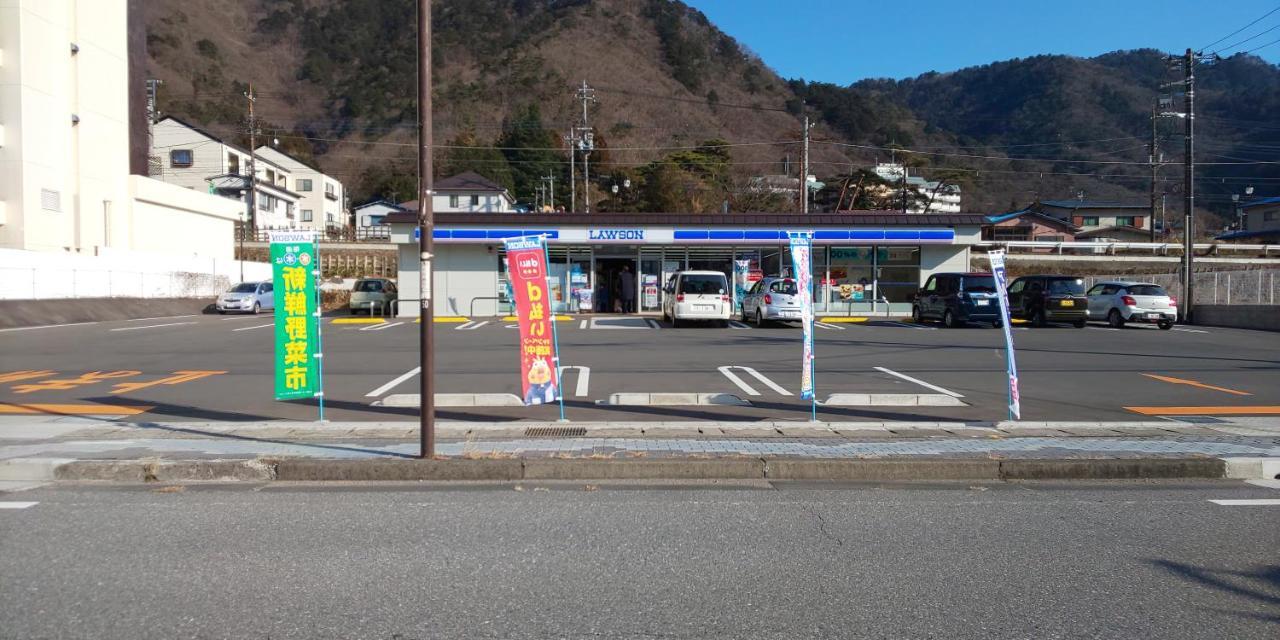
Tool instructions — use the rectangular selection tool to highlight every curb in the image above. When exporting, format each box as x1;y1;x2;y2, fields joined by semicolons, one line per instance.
6;456;1242;483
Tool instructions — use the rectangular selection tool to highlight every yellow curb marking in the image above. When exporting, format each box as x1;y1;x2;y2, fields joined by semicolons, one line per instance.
1142;374;1251;396
332;318;386;325
817;317;869;323
0;403;153;416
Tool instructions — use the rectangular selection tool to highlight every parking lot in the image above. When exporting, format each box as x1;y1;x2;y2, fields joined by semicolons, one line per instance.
1;312;1278;423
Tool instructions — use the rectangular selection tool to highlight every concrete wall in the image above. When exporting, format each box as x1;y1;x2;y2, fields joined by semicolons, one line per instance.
920;245;970;282
396;244;498;317
129;176;241;260
1192;305;1280;332
0;247;270;300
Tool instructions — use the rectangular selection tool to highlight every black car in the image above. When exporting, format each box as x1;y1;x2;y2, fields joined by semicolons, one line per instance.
912;272;1002;328
1006;275;1089;328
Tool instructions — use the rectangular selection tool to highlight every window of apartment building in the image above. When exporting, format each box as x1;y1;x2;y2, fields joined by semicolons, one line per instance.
325;182;336;196
170;149;193;168
1116;216;1136;227
301;209;313;222
297;179;312;192
266;169;276;183
228;153;240;175
449;195;459;207
470;194;480;206
1081;216;1099;226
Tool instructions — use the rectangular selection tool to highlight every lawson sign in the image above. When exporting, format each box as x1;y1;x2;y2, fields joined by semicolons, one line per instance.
416;226;957;245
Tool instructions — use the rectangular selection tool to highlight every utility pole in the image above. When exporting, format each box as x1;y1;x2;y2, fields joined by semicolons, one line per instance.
576;81;596;213
417;0;436;458
1149;104;1159;243
1175;48;1215;324
545;174;555;210
800;115;810;214
244;83;257;234
901;163;909;214
145;79;162;176
565;129;576;213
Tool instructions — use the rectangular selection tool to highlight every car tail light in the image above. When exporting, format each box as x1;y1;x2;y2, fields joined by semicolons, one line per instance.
1121;295;1136;306
764;294;773;304
676;293;684;302
721;295;730;303
1168;296;1177;307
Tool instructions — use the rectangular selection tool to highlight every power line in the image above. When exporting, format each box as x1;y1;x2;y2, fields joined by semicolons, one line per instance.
1241;33;1280;54
1203;4;1280;50
1216;21;1280;54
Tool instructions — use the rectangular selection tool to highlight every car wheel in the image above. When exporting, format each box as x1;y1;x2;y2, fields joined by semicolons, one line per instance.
1158;320;1173;330
944;310;959;328
756;309;766;328
1031;308;1047;328
911;305;922;323
671;316;681;328
991;318;1003;329
1108;309;1125;329
252;302;261;315
217;309;226;315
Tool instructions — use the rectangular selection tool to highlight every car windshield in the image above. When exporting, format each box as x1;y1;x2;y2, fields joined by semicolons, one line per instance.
770;280;798;295
1048;279;1085;295
963;276;996;293
1127;285;1167;296
680;275;726;295
355;280;384;293
230;283;258;293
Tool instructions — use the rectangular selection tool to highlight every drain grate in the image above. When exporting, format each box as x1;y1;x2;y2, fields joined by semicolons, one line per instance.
524;426;588;438
1160;416;1229;425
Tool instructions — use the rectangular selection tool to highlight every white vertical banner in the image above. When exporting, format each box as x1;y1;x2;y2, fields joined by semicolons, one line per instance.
988;250;1021;420
788;232;816;408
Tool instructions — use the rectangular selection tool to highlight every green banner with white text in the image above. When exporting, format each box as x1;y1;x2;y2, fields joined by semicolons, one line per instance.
271;231;320;401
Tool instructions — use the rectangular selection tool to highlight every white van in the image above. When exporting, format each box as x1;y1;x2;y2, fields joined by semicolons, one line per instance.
662;270;731;327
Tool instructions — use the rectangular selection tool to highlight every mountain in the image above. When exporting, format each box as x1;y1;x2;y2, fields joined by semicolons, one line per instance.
144;0;1280;221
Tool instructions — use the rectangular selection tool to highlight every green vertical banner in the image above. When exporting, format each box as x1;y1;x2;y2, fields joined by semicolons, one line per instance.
270;231;320;401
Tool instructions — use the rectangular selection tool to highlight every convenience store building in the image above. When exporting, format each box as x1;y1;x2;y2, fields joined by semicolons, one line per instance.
384;211;986;317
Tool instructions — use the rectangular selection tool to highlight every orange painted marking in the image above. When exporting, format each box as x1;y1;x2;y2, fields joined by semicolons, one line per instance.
11;370;141;394
0;370;57;384
1142;374;1252;396
1125;406;1280;416
0;403;152;416
110;370;227;395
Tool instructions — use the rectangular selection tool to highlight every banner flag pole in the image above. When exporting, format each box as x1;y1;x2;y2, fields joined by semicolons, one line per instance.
542;235;568;422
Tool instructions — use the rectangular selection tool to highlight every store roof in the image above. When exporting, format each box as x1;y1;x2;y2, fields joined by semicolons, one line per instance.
384;211;988;226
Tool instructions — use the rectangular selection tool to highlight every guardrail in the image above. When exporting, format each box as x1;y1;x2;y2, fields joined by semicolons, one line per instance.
236;226;392;243
975;240;1280;257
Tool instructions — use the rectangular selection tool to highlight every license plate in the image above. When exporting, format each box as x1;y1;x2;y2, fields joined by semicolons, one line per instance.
695;304;715;311
781;310;799;317
1147;313;1162;320
1060;300;1075;307
976;300;990;306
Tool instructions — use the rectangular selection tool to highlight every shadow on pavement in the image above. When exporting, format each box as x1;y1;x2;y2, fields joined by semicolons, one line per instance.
1147;559;1280;622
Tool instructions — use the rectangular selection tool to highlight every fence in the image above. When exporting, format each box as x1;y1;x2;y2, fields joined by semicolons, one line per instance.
1083;269;1280;305
316;252;397;278
235;225;391;243
976;240;1280;258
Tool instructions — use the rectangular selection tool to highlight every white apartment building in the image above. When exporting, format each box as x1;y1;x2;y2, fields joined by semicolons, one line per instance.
871;163;962;214
0;0;240;261
151;116;301;229
255;145;345;232
399;172;516;215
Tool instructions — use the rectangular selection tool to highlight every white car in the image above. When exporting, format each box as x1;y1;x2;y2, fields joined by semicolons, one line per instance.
1086;281;1177;329
216;281;275;314
662;271;731;327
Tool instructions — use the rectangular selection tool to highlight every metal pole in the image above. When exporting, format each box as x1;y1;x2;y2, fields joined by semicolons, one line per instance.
568;130;576;213
417;0;436;458
1181;48;1195;324
801;116;809;214
314;236;325;422
1149;104;1158;242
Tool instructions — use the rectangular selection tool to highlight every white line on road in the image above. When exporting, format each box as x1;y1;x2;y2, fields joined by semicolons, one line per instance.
717;366;791;396
1087;326;1120;331
0;322;98;333
127;315;196;322
458;320;488;331
0;502;38;509
873;366;965;398
558;365;591;397
109;322;197;332
360;321;404;332
1173;327;1209;334
219;315;264;320
1245;479;1280;489
366;366;421;397
884;321;935;331
727;320;752;329
232;323;274;332
815;322;847;330
1208;499;1280;506
579;320;588;329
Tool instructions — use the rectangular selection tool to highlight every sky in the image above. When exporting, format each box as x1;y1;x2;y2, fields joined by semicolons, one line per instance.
684;0;1280;84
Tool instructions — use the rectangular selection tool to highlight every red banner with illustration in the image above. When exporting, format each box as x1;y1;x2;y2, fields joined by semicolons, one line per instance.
504;236;560;405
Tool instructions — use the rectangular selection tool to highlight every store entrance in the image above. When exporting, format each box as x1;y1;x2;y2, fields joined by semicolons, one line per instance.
593;257;639;314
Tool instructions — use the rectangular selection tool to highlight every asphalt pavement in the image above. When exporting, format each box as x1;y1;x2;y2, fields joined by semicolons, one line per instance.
2;480;1278;639
1;312;1278;423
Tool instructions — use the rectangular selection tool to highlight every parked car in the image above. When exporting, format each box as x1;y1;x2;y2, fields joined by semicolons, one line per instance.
741;276;803;326
1087;281;1177;329
662;271;731;327
911;272;1002;328
349;278;398;315
1005;275;1089;328
216;281;274;314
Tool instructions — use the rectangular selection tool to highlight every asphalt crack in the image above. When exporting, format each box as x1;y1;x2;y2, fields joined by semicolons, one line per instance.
799;500;845;547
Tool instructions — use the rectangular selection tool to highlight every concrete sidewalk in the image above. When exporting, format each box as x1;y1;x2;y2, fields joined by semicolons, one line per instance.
1;416;1278;484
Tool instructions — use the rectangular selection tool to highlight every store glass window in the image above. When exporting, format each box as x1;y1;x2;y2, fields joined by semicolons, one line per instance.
876;246;921;313
827;246;875;313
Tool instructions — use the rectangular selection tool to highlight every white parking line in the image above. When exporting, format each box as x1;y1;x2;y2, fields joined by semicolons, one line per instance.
579;320;588;329
558;365;591;397
884;321;935;331
219;315;264;320
873;366;964;398
232;323;274;332
1208;499;1280;506
727;320;752;329
1172;327;1209;334
361;321;404;332
1087;326;1120;331
366;366;421;397
457;320;488;331
127;315;196;322
0;502;38;509
717;365;792;396
0;322;98;333
815;322;847;330
109;322;197;332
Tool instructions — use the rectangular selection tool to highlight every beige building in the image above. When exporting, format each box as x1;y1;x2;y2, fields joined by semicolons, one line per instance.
0;0;240;262
254;145;345;232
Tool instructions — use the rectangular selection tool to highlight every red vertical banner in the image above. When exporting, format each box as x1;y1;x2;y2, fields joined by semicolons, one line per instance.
504;236;560;405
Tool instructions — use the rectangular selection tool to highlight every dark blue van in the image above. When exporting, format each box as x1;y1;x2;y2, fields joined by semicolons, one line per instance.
911;272;1002;328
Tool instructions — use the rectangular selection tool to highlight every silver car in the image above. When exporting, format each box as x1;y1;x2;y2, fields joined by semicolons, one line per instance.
741;276;802;326
1086;281;1177;329
216;281;275;314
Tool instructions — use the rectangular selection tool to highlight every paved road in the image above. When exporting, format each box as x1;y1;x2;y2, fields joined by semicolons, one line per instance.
2;480;1278;639
1;312;1278;423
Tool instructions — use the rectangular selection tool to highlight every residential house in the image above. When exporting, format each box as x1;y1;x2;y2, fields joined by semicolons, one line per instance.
254;146;345;232
151;116;301;229
0;1;240;261
352;200;405;234
1036;200;1151;240
1217;196;1280;243
399;172;516;214
870;163;962;214
983;209;1081;245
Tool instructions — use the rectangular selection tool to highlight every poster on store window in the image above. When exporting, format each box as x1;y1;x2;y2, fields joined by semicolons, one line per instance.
988;250;1021;419
643;274;659;309
733;260;751;313
788;233;815;401
503;236;561;406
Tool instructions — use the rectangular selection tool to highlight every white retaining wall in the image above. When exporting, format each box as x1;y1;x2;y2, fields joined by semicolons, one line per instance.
0;248;271;300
